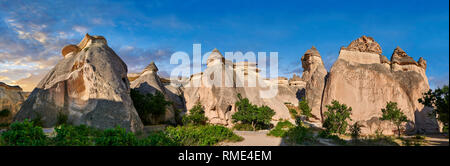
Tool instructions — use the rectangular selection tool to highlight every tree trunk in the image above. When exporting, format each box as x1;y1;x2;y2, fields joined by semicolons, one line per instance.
397;125;401;138
251;121;256;131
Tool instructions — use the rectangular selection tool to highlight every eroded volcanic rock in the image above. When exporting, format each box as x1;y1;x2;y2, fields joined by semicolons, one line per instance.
14;34;143;132
130;61;186;124
183;49;301;126
321;35;438;135
301;46;327;121
0;82;26;124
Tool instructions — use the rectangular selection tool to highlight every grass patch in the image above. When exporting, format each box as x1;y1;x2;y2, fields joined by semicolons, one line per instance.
267;120;295;137
283;125;316;145
166;125;243;146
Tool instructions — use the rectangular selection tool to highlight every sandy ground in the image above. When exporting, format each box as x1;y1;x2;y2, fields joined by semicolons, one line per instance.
219;130;287;146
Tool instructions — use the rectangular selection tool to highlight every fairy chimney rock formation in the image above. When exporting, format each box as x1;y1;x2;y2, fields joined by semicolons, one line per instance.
14;34;143;132
300;46;327;121
321;35;438;135
0;82;26;124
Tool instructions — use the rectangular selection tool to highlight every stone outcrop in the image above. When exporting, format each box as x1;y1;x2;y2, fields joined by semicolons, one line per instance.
0;82;26;124
320;35;438;135
182;49;301;126
130;61;186;124
14;34;143;132
341;35;382;54
301;46;327;121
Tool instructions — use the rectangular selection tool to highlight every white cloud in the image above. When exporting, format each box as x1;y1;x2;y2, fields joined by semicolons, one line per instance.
72;26;88;35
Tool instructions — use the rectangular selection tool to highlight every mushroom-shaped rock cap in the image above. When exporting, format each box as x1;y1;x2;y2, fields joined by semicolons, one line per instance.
207;48;225;66
303;46;321;57
142;61;159;73
390;46;418;65
418;57;427;69
61;33;107;57
343;35;382;54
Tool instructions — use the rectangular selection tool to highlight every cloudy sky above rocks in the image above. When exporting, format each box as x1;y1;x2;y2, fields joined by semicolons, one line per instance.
0;0;448;91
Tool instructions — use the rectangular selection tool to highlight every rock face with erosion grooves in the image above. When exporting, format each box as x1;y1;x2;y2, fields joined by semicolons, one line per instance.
0;82;26;124
130;61;186;124
182;49;301;126
301;46;328;122
14;34;143;132
321;36;438;135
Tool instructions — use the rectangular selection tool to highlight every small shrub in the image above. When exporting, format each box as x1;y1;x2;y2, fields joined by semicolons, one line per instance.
289;109;298;119
0;119;48;146
284;125;316;145
131;89;172;125
268;120;295;137
0;109;11;117
322;100;352;135
232;94;275;131
95;126;138;146
350;122;362;141
182;102;208;125
53;124;100;146
165;125;242;146
137;131;179;146
56;112;69;126
31;113;44;127
298;98;312;119
232;123;254;131
381;101;408;137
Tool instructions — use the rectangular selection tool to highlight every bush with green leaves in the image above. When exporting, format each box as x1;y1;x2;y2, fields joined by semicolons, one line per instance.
53;124;101;146
0;109;11;117
284;125;316;145
349;122;362;141
322;100;352;134
94;126;138;146
0;119;48;146
289;109;298;119
232;123;254;131
268;120;295;137
381;101;408;137
182;102;208;125
137;131;179;146
130;89;172;125
418;85;449;133
232;94;275;131
165;125;242;146
298;98;312;119
56;112;69;126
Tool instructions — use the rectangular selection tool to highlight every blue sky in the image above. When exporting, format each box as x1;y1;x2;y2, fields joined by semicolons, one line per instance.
0;0;448;91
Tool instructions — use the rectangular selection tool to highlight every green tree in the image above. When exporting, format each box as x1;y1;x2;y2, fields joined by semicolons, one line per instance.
323;100;352;134
298;98;312;119
182;102;208;125
418;85;449;133
232;94;275;131
381;102;408;137
130;89;172;125
349;122;362;141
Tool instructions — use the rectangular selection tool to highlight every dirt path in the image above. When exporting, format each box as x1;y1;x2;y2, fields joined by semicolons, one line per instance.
219;130;286;146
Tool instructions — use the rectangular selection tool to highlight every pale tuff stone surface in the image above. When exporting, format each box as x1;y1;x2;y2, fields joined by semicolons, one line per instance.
182;49;301;126
14;34;143;132
130;61;185;124
342;35;382;54
0;82;26;124
320;36;439;135
301;46;327;121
